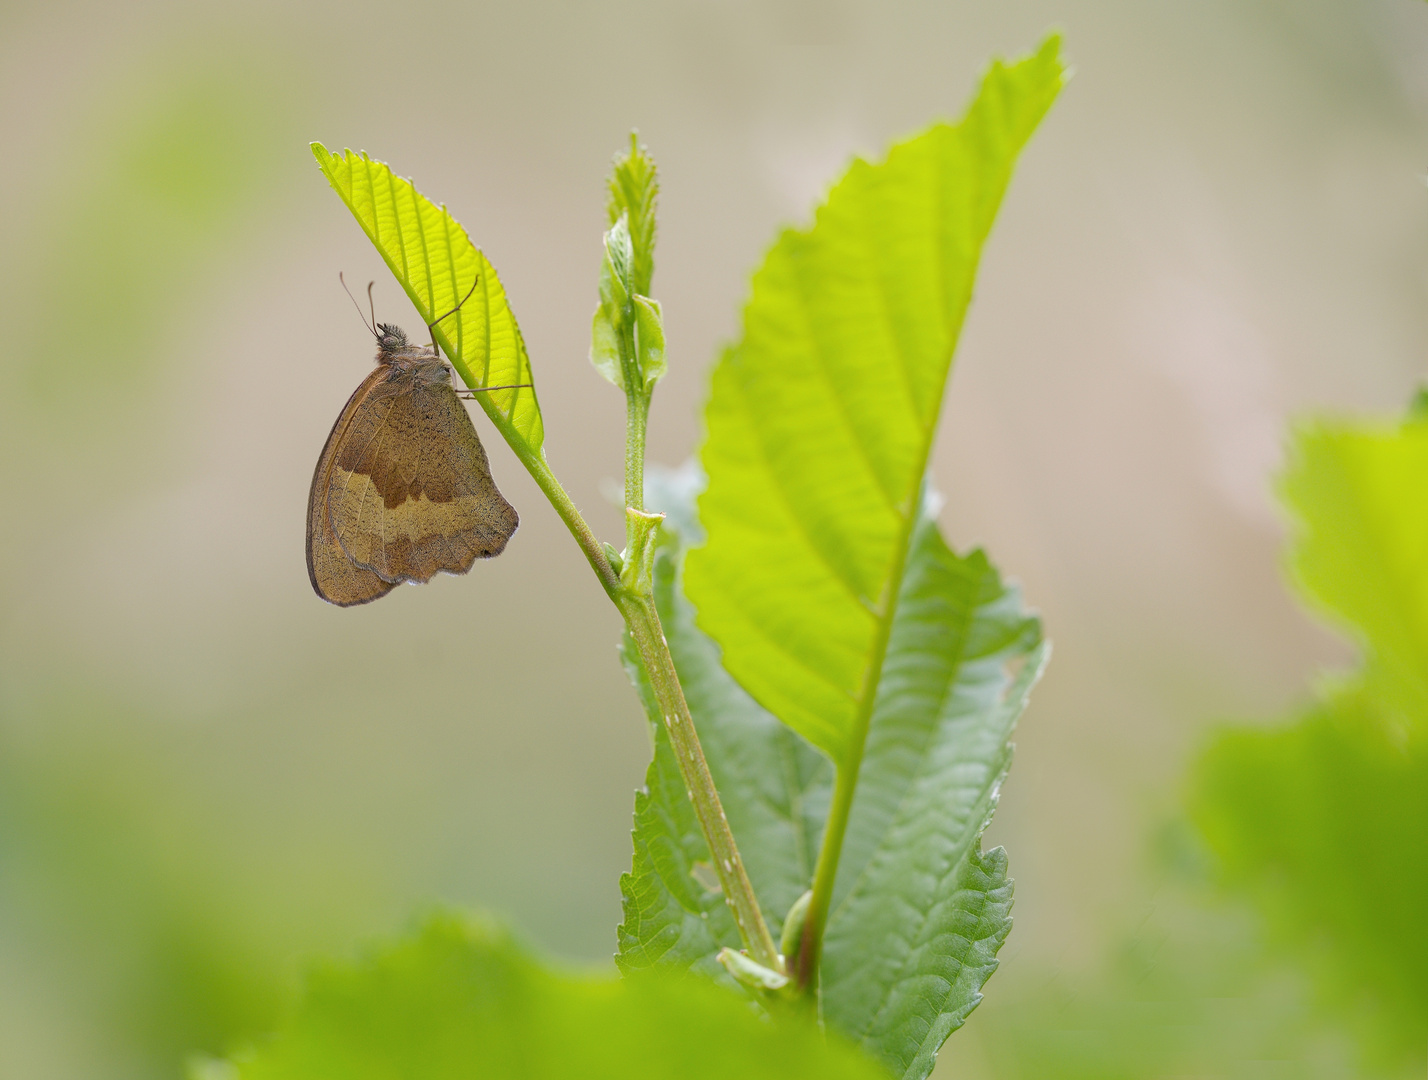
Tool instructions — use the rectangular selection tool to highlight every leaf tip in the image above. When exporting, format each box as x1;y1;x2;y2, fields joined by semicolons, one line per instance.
990;32;1069;93
1039;31;1073;88
310;141;336;172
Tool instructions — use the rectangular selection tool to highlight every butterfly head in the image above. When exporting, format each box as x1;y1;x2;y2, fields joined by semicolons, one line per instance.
375;323;409;352
374;322;448;384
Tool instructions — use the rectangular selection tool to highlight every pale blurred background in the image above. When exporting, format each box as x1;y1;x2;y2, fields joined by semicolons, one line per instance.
0;1;1425;1077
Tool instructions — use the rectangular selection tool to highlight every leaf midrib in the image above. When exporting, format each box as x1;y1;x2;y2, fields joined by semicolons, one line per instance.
783;238;909;521
725;190;962;724
843;116;975;718
827;575;983;928
808;135;978;995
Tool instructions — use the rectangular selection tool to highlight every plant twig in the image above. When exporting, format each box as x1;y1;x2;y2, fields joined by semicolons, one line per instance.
617;543;782;972
512;135;782;975
509;446;621;597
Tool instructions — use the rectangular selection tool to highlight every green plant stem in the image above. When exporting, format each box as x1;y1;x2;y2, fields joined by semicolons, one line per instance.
793;764;851;993
618;587;782;972
612;301;779;971
793;517;916;994
502;384;779;974
621;319;648;534
625;389;649;520
510;444;622;598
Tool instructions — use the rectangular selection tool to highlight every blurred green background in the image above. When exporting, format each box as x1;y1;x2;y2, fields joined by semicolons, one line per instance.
0;1;1425;1077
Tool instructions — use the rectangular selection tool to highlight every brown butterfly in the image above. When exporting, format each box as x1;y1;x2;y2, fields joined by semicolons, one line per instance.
306;279;521;606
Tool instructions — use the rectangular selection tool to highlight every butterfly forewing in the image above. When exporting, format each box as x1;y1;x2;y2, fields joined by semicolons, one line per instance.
328;382;518;584
306;366;400;606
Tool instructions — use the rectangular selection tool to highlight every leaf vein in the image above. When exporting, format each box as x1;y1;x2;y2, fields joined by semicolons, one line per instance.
731;366;879;614
786;251;907;518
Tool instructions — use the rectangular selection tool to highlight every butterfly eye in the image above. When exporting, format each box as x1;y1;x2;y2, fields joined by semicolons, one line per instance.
443;365;453;376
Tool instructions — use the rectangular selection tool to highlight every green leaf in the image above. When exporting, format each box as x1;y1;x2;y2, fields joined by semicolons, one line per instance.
950;887;1362;1080
684;37;1064;764
620;470;1044;1080
224;914;885;1080
633;295;667;391
1190;401;1428;1068
590;215;644;392
604;215;635;301
26;59;292;406
590;217;633;390
820;513;1045;1080
311;144;543;457
607;132;658;297
1279;411;1428;734
1192;698;1428;1068
592;216;667;394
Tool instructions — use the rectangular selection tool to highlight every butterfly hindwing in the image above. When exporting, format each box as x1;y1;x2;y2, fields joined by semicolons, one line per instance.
328;379;518;585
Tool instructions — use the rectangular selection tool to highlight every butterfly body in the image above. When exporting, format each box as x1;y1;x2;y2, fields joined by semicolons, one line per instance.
307;324;519;606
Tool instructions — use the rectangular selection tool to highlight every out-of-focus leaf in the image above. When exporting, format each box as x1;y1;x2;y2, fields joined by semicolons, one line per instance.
1278;413;1428;734
951;886;1364;1080
1193;698;1428;1068
225;914;885;1080
619;471;1043;1080
311;144;543;456
684;37;1063;765
23;55;294;408
1191;403;1428;1070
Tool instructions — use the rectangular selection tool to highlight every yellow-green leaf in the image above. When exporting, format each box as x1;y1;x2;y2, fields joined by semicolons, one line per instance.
685;38;1064;763
311;144;543;456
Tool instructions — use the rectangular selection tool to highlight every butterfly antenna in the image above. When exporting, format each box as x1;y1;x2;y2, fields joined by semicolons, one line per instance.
427;275;481;341
456;382;533;397
365;281;378;335
339;272;379;339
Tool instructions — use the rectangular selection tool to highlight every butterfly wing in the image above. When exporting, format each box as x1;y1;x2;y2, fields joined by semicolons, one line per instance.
328;380;519;584
306;366;399;606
